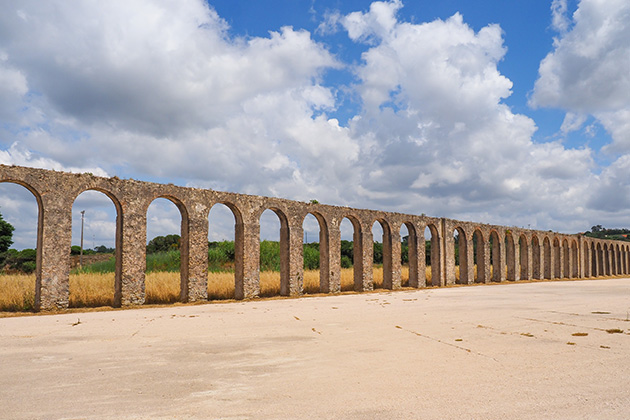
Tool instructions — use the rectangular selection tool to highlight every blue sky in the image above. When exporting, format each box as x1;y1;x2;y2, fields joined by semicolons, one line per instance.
1;0;630;249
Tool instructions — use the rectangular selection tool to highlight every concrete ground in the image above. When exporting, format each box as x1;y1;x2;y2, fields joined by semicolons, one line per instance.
1;278;630;419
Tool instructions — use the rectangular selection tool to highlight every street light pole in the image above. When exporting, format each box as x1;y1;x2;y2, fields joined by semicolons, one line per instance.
80;210;85;268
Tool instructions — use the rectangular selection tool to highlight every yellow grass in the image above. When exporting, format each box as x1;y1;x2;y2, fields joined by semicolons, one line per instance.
69;273;115;307
0;264;506;312
0;274;35;311
146;272;180;304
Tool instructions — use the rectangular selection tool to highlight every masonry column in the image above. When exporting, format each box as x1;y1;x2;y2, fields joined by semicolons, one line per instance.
525;237;533;280
463;235;474;284
36;197;73;311
443;220;456;286
284;218;304;296
509;234;520;281
183;213;209;302
582;240;589;278
383;222;401;290
481;235;491;283
356;220;373;291
493;234;506;282
326;218;341;293
408;224;425;288
118;199;147;306
235;215;260;299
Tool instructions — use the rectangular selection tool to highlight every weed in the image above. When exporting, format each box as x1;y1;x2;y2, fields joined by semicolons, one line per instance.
567;342;576;345
521;332;534;337
572;332;588;337
605;328;624;334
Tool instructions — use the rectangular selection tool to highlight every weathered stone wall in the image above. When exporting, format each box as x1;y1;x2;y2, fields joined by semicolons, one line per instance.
1;164;629;311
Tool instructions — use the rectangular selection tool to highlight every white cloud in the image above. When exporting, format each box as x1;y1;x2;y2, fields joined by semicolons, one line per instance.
531;0;630;151
337;4;596;229
1;0;629;249
551;0;570;33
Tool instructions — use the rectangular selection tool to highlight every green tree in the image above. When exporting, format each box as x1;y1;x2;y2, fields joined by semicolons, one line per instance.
0;212;15;253
146;234;181;254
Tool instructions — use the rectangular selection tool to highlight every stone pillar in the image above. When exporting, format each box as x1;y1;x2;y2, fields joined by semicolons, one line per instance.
355;222;373;291
506;233;518;281
443;221;456;285
327;219;341;293
556;243;564;279
235;217;260;299
118;202;147;306
317;217;333;293
606;246;613;276
285;219;304;296
183;214;209;302
545;240;553;280
427;223;443;287
408;224;425;288
579;239;587;278
480;236;491;283
383;222;402;289
522;237;532;281
36;198;73;311
492;233;506;282
594;245;601;277
566;243;572;278
463;236;474;284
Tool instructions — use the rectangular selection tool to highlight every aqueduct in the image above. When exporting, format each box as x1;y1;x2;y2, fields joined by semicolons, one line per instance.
1;164;628;311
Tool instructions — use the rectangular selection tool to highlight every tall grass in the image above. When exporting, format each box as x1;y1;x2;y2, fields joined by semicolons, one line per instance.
0;274;35;311
0;264;546;312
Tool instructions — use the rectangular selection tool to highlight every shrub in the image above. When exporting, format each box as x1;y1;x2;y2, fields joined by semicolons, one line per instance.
303;244;319;270
341;255;353;269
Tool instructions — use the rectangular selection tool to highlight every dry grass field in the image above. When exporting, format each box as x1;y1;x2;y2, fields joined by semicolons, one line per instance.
0;267;422;311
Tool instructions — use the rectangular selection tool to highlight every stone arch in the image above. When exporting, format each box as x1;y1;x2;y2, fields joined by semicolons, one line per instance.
623;244;629;275
145;194;191;303
259;206;292;296
596;243;604;277
70;187;123;307
532;235;542;280
340;215;369;292
373;218;399;290
562;239;570;279
207;201;244;299
425;223;441;286
454;226;469;284
371;219;385;289
490;230;503;282
302;211;330;293
402;221;422;288
543;236;552;279
552;237;561;279
519;234;529;280
473;228;486;283
0;180;45;309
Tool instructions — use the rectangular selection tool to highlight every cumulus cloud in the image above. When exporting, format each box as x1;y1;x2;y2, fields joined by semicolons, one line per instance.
0;0;628;248
531;0;630;151
336;2;596;228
